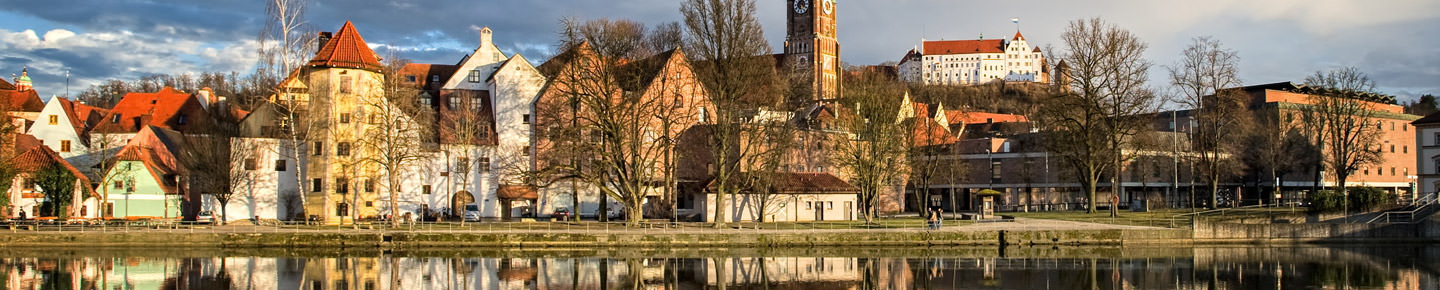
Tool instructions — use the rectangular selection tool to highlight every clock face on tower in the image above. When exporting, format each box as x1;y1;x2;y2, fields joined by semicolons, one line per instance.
822;0;834;15
794;0;809;14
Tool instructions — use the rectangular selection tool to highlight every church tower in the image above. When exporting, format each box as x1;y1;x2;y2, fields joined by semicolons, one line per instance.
786;0;840;101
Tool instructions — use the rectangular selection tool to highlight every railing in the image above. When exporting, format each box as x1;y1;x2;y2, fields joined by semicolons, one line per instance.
1365;193;1438;224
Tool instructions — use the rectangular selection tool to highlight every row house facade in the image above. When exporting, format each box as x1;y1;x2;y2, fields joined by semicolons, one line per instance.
897;31;1049;86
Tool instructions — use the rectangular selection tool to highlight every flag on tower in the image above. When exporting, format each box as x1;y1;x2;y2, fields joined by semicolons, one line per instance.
1011;17;1019;24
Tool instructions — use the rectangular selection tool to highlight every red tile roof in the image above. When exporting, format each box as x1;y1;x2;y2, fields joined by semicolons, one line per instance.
93;87;207;133
1013;31;1025;41
3;89;44;112
497;185;538;200
113;144;180;193
0;78;14;90
53;97;88;138
399;63;458;90
10;142;96;197
942;110;1028;127
72;102;109;130
910;118;956;147
923;39;1005;55
308;21;384;72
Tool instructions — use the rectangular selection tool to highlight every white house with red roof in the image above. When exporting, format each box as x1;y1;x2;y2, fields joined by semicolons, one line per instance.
5;133;99;220
26;97;91;159
898;30;1047;85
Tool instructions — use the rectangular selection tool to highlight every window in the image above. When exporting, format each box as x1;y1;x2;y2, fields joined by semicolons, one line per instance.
522;144;530;156
336;178;349;194
522;114;530;124
113;181;124;189
337;142;351;156
313;142;324;156
479;157;491;173
275;160;287;171
991;161;1002;182
1392;167;1397;176
243;158;257;170
177;114;187;125
60;140;70;152
339;113;351;123
457;157;469;170
431;75;439;82
339;76;353;94
364;179;375;192
828;201;834;209
48;115;57;125
806;201;813;210
406;75;417;82
336;203;348;217
422;185;432;195
365;201;374;207
468;69;482;82
1404;146;1409;154
312;179;323;192
112;115;120;123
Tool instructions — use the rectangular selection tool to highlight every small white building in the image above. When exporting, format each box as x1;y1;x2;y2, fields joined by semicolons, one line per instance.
1413;113;1440;197
898;31;1047;85
699;172;860;222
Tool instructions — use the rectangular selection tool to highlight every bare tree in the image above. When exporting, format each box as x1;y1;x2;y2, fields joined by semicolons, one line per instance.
834;70;910;224
902;103;957;216
738;116;799;222
359;54;435;227
0;102;19;217
1303;67;1385;217
178;101;259;225
1040;17;1156;214
680;0;777;227
1169;36;1248;208
535;18;692;226
257;0;322;222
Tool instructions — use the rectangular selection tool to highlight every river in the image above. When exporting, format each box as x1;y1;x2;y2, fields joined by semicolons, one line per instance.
2;245;1435;289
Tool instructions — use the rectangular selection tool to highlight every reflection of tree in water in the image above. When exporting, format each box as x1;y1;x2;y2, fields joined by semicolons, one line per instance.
162;258;232;290
37;259;73;290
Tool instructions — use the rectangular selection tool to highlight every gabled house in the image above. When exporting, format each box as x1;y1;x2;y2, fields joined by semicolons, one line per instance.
27;97;92;161
92;86;211;139
99;126;188;219
5;133;98;220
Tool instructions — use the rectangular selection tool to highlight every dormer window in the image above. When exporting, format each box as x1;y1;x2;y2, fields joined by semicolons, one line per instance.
468;70;482;83
112;115;120;123
178;114;187;125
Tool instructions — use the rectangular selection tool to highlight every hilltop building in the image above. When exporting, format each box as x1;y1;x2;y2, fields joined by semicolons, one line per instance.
897;30;1048;85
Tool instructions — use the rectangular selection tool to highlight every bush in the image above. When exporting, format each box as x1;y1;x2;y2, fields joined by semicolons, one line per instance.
1347;187;1392;211
1306;187;1393;213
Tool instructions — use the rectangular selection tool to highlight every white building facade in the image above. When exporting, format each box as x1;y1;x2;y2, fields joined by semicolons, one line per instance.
898;31;1046;85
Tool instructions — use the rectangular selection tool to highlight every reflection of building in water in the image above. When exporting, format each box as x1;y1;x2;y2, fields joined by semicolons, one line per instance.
697;257;862;289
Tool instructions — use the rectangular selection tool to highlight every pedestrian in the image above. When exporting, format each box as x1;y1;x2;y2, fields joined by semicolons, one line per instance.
928;212;938;230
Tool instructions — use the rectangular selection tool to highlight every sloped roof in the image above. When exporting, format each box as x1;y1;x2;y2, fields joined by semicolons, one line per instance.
93;87;206;133
113;144;180;193
537;42;592;78
3;89;44;112
0;78;14;90
910;118;956;147
1013;31;1025;41
11;143;96;197
399;63;459;90
923;39;1006;55
497;185;538;200
615;49;679;92
307;21;384;72
53;97;87;138
1412;111;1440;126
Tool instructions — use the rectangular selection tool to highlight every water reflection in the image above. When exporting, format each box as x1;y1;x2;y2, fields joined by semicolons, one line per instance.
2;246;1437;289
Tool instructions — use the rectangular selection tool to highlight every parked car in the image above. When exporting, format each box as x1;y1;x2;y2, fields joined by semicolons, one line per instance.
553;207;571;222
197;211;216;224
463;204;482;222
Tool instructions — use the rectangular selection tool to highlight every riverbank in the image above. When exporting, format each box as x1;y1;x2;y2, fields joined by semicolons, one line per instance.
5;216;1438;248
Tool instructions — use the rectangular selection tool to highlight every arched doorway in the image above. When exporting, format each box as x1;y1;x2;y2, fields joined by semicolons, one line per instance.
452;190;475;218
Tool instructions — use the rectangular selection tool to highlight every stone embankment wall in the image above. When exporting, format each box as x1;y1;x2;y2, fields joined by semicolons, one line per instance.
1193;214;1440;243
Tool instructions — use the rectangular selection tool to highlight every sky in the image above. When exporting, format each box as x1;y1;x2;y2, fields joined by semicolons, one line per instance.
1;0;1436;103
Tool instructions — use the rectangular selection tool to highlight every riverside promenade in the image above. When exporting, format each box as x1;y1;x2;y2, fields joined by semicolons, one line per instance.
0;218;1189;248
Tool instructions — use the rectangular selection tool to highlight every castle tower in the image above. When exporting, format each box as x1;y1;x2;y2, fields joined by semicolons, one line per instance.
786;0;841;101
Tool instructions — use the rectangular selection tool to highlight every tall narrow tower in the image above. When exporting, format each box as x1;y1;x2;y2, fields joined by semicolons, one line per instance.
786;0;840;101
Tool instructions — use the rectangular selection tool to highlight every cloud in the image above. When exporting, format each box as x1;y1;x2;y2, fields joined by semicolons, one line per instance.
0;28;258;96
1;0;1437;98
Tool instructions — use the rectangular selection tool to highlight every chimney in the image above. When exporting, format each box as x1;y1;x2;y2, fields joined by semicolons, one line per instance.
197;88;213;110
317;31;332;53
480;26;493;47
